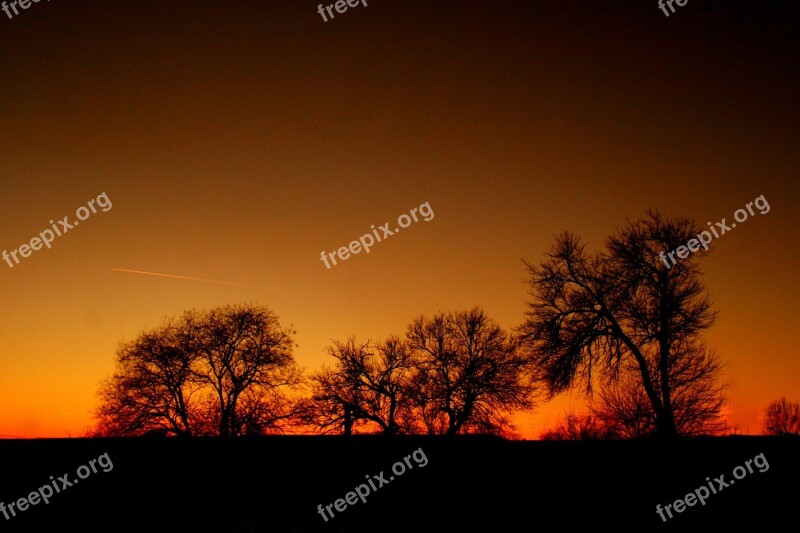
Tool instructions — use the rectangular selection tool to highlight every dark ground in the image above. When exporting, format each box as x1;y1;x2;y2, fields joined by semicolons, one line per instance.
0;435;796;531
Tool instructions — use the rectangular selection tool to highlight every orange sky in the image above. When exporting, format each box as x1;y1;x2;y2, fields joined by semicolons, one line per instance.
0;0;797;438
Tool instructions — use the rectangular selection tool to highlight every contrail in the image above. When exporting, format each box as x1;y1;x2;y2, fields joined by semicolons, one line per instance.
112;268;268;289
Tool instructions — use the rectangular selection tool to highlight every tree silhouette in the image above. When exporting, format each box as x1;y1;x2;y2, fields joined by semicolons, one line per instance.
95;304;303;437
406;307;537;435
95;321;199;436
539;412;610;440
405;364;449;435
763;398;800;435
519;211;726;439
190;305;303;436
304;337;415;435
590;350;726;437
303;309;537;436
589;372;654;438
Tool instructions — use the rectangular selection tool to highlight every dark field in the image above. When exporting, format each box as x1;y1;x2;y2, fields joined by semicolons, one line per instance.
0;435;796;531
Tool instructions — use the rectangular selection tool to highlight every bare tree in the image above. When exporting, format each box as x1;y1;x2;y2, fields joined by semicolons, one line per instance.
589;372;654;438
406;307;537;435
763;398;800;435
405;366;449;435
95;321;200;436
191;304;303;437
539;412;610;440
305;337;415;435
590;346;726;438
303;366;361;435
94;304;303;437
519;211;726;439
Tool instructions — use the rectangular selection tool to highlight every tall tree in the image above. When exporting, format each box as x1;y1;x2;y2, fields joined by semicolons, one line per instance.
94;304;303;437
191;304;302;437
406;307;537;435
305;337;415;435
519;211;726;439
95;321;200;437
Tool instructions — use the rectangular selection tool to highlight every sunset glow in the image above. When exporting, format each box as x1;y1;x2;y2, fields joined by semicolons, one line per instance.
0;0;797;440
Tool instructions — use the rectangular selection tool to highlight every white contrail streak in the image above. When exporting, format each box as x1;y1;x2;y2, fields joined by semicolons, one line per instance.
111;268;267;289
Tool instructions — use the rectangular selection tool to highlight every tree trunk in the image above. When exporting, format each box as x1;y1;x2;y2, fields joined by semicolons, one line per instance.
219;406;231;437
655;277;678;440
657;358;678;439
343;404;353;436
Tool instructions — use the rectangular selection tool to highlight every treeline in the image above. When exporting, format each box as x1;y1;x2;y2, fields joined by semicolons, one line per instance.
94;305;535;437
95;212;746;439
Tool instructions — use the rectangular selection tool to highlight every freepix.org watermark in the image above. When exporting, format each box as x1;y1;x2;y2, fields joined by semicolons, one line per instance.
320;201;434;269
2;192;112;269
317;0;367;22
316;448;429;522
657;0;688;18
2;0;51;21
655;452;769;522
0;452;113;521
659;194;769;269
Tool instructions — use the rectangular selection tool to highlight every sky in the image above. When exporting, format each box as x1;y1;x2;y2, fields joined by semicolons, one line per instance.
0;0;797;438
